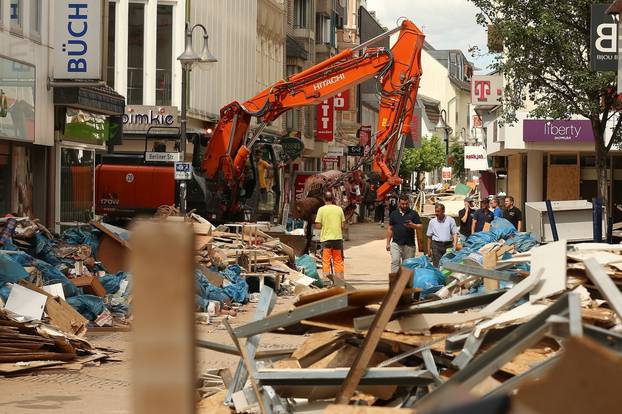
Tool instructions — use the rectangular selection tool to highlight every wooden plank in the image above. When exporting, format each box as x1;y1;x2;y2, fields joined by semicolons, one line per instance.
335;267;413;404
70;275;107;297
130;221;195;414
19;281;88;337
295;287;346;306
290;330;346;368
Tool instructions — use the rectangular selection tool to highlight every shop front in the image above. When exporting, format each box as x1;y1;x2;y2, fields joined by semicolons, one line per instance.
0;55;48;220
53;85;125;232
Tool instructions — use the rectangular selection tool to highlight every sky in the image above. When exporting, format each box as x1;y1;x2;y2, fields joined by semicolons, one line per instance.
365;0;495;71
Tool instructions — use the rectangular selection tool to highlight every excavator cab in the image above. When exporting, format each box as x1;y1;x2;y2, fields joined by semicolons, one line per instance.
242;142;284;222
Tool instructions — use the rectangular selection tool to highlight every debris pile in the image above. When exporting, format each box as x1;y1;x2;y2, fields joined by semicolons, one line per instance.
199;235;622;413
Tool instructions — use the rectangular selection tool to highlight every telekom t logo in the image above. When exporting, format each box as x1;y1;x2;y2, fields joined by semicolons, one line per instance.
474;80;491;102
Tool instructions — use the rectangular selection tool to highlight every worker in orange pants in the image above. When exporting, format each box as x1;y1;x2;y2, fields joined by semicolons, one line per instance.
315;191;346;283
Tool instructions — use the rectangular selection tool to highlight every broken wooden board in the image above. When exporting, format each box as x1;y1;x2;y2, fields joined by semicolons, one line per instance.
385;311;484;334
290;330;346;368
70;275;107;297
92;221;130;274
19;281;88;336
0;360;67;375
295;287;347;306
474;302;548;338
530;240;567;302
196;390;230;414
513;337;622;414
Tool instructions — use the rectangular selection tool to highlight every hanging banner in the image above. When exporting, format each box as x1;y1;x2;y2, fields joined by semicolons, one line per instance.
358;125;371;146
590;3;618;72
464;146;489;171
406;107;422;148
334;90;350;111
54;0;103;79
316;98;334;141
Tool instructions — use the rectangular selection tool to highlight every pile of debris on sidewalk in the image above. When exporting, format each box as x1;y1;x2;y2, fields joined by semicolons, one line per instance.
0;213;316;369
199;219;622;413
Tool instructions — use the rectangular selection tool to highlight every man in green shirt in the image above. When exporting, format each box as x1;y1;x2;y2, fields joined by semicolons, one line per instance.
315;191;346;283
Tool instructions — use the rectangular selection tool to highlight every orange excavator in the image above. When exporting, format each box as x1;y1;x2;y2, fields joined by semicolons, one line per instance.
96;19;424;222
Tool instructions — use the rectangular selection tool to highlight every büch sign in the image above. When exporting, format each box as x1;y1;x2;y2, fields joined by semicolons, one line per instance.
54;1;102;79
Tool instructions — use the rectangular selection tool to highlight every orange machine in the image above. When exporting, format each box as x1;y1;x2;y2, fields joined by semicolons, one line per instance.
96;20;424;222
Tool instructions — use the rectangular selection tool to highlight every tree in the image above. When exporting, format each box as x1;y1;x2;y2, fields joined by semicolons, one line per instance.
449;138;465;180
399;135;445;189
470;0;622;211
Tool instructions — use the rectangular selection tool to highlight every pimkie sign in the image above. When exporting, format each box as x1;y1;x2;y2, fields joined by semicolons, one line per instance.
523;119;594;142
123;106;179;132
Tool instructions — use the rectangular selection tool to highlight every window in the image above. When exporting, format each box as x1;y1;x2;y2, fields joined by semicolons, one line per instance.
107;2;116;88
155;5;173;106
30;0;40;38
127;2;145;104
294;0;308;28
10;0;22;33
315;14;331;44
285;65;300;131
59;147;95;227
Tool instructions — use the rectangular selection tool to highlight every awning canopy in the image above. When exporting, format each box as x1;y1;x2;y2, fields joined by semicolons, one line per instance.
54;84;125;116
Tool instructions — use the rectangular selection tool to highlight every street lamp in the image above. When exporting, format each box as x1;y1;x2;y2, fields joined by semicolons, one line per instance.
435;108;452;166
176;23;218;215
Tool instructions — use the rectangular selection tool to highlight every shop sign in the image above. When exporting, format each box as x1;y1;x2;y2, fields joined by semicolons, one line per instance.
54;1;102;79
334;90;350;111
316;98;334;141
464;146;489;171
0;57;35;141
174;162;192;180
523;119;594;142
347;146;364;156
322;156;339;162
326;145;343;157
471;75;503;105
279;136;304;161
145;152;182;162
590;3;618;72
442;167;452;181
123;106;179;132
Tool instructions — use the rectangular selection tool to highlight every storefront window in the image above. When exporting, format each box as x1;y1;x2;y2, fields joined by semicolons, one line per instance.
127;2;145;104
0;56;35;141
60;147;94;226
156;5;173;106
64;108;111;146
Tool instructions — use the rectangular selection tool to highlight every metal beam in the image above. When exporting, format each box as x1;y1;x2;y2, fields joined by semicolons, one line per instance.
415;293;572;407
442;262;521;283
256;368;434;386
584;257;622;320
196;340;295;359
233;293;348;338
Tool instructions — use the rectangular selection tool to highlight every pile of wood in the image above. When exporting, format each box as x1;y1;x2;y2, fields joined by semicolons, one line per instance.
0;308;115;376
198;240;622;414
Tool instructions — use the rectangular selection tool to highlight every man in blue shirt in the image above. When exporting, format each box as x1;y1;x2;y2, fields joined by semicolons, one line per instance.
471;198;494;233
491;197;503;219
426;203;459;267
386;194;422;273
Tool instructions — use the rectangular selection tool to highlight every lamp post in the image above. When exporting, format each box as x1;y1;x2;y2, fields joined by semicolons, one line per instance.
435;109;452;166
176;22;218;214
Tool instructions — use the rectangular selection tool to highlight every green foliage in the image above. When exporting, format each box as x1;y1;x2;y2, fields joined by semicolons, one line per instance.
399;135;445;179
449;139;465;178
469;0;622;200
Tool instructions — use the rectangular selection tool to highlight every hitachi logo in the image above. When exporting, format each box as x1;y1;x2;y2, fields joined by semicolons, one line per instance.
313;73;346;91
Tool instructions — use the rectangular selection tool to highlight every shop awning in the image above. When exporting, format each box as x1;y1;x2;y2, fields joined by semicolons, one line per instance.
54;84;125;116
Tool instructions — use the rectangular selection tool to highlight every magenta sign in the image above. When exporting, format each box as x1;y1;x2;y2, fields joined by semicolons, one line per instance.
523;119;594;142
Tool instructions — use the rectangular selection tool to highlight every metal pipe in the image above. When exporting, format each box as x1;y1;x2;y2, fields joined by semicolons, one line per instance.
179;60;188;215
545;200;559;241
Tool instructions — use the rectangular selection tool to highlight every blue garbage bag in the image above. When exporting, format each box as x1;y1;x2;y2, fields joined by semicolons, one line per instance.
8;251;79;298
489;218;517;239
402;255;446;299
0;253;29;284
67;294;105;321
295;254;323;288
34;233;62;266
62;227;100;256
99;272;128;294
195;269;232;311
0;284;11;302
221;264;249;304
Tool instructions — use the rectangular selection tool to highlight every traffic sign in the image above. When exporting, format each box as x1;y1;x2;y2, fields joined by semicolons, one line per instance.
145;152;182;162
174;162;192;180
347;145;364;156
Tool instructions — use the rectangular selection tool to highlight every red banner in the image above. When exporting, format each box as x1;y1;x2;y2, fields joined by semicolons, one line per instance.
358;125;371;146
334;90;350;111
316;98;334;141
294;173;315;201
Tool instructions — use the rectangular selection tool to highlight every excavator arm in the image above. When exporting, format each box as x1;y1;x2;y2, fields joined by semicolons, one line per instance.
201;19;424;210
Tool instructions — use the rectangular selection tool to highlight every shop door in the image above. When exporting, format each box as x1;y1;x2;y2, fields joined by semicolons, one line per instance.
57;147;95;231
